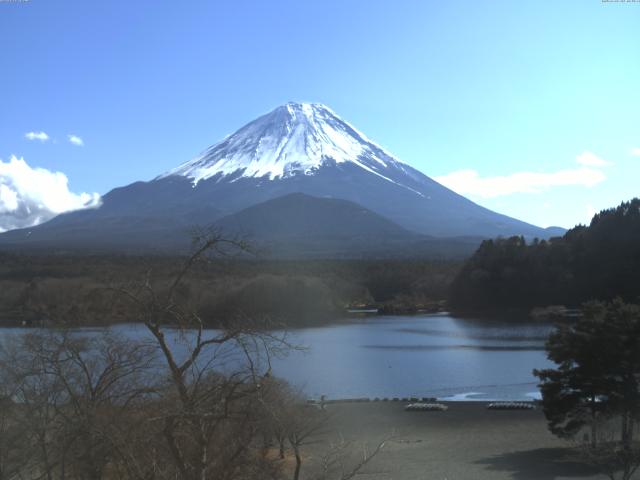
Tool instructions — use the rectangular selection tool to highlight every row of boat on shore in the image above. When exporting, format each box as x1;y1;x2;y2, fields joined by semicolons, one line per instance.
308;396;537;410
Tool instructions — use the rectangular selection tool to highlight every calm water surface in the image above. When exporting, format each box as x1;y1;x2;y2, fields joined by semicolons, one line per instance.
2;313;555;401
267;313;554;401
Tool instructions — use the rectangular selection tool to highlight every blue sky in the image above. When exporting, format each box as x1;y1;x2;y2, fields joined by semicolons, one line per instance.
1;0;639;229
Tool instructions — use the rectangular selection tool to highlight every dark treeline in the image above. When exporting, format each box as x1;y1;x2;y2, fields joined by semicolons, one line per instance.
450;198;640;315
0;253;460;327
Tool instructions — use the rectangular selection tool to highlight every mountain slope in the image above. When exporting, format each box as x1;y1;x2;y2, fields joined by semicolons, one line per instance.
0;102;562;254
215;192;415;239
154;102;553;238
213;193;481;258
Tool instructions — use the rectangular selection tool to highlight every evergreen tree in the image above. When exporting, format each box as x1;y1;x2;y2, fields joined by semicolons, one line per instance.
535;300;640;450
450;198;640;314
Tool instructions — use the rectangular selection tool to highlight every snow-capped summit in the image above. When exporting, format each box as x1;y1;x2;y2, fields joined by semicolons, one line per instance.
161;102;415;189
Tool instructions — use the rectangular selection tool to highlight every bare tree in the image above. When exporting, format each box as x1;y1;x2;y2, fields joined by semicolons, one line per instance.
0;372;27;480
1;332;67;480
313;436;390;480
256;380;390;480
0;330;158;480
0;232;387;480
114;232;289;480
578;418;640;480
286;403;328;480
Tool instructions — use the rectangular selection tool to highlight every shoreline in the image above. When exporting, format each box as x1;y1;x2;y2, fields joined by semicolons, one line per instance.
0;310;451;330
310;396;541;405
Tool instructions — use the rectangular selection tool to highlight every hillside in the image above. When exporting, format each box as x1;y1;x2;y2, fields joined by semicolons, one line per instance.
449;198;640;315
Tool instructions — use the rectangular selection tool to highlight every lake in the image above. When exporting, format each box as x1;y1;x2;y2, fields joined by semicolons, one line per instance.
1;313;556;401
267;313;555;401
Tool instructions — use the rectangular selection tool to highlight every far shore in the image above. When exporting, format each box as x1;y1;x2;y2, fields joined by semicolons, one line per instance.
0;310;449;330
302;401;607;480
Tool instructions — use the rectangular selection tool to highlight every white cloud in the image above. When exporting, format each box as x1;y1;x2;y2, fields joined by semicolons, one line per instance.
67;134;84;146
575;151;613;167
24;131;49;142
435;150;612;199
435;167;606;199
631;147;640;157
0;156;101;232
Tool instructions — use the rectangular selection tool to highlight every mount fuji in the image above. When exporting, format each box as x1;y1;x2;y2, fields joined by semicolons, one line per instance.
0;102;562;256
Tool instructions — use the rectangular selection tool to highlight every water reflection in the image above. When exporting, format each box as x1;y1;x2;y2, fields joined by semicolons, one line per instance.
0;313;555;401
361;344;546;351
269;313;554;401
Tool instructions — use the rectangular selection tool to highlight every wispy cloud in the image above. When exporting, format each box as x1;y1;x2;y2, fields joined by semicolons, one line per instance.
631;147;640;157
0;156;101;232
24;131;49;142
435;168;606;198
575;150;612;167
67;134;84;146
435;151;610;199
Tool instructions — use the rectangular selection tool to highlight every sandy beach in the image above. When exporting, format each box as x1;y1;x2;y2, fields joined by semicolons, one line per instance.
304;401;608;480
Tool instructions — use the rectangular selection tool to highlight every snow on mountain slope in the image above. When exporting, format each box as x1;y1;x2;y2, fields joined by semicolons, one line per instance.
0;101;564;253
161;102;423;195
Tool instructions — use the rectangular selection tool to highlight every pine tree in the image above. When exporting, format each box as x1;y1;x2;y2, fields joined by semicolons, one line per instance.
535;300;640;479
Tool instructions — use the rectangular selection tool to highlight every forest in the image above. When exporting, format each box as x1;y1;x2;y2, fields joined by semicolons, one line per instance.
0;251;460;328
3;199;639;328
449;198;640;316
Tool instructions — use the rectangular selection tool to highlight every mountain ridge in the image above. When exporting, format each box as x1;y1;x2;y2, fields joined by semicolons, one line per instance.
0;102;565;255
160;102;418;190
